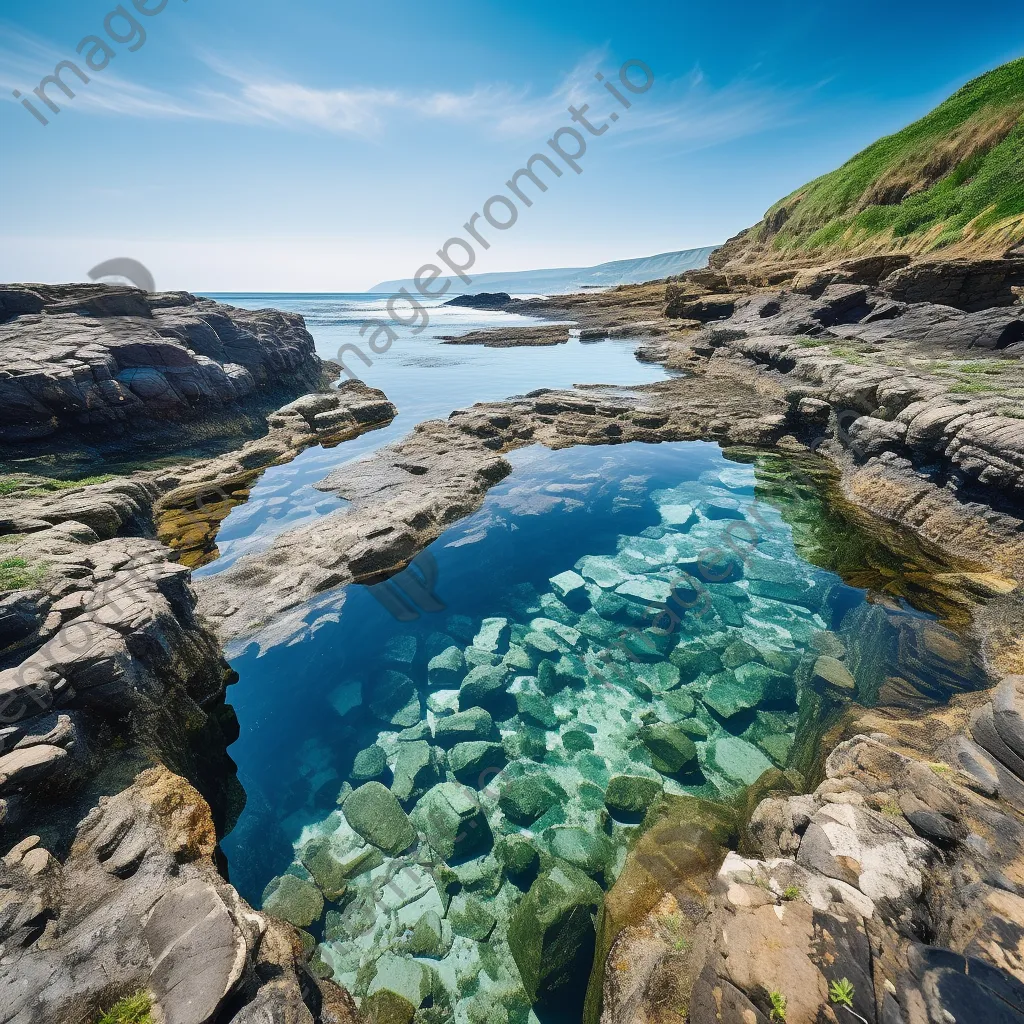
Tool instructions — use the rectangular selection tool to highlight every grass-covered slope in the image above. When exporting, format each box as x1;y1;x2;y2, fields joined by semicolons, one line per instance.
717;57;1024;268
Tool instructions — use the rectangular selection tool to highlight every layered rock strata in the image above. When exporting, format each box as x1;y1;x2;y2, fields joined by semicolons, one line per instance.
0;381;396;836
0;284;328;448
0;766;357;1024
601;676;1024;1024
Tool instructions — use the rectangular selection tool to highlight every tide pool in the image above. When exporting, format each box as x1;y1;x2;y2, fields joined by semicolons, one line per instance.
221;440;986;1023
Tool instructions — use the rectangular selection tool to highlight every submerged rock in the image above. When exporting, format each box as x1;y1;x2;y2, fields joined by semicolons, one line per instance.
459;665;509;710
261;873;324;929
498;772;568;825
494;834;540;875
448;741;506;785
605;774;664;815
516;690;559;728
402;909;451;959
351;743;387;781
638;722;699;774
367;953;432;1009
549;570;589;610
427;646;465;688
342;782;416;855
448;893;497;940
705;735;774;787
433;706;494;746
813;654;857;691
391;740;443;804
411;781;492;861
507;862;603;1003
474;616;510;653
298;840;350;901
365;670;421;728
544;826;613;877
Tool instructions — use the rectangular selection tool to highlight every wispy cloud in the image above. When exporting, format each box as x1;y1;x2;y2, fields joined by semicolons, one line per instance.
0;27;798;150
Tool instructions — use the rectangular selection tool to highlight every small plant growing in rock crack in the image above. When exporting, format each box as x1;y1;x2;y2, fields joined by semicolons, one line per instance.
768;989;787;1021
929;762;951;776
95;991;153;1024
829;978;869;1022
829;978;855;1008
880;798;903;818
781;885;802;901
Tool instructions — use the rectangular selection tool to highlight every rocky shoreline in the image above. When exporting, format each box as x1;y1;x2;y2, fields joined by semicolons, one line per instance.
0;260;1022;1024
0;285;335;467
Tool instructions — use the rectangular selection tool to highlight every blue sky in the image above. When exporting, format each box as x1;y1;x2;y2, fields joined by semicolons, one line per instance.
2;0;1023;291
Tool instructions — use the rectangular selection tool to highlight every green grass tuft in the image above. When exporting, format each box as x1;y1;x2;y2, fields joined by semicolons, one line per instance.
95;992;153;1024
0;557;48;591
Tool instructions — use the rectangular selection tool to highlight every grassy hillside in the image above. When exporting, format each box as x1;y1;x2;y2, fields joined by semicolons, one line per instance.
722;57;1024;266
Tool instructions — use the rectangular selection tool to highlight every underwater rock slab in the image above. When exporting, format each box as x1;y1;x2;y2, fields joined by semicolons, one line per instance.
549;570;589;610
411;782;492;861
813;654;857;692
474;617;510;653
459;665;509;711
365;670;422;728
605;774;664;815
448;741;506;785
433;706;494;746
448;893;497;940
639;722;699;774
367;953;432;1008
351;744;387;781
391;740;443;804
498;771;568;826
261;873;324;929
507;862;603;1003
427;646;465;688
705;735;774;788
342;782;417;855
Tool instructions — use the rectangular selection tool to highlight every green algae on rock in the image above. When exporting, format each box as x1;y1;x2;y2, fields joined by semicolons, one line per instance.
342;782;416;855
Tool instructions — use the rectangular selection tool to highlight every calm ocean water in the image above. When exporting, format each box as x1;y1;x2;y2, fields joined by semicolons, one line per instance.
198;293;674;573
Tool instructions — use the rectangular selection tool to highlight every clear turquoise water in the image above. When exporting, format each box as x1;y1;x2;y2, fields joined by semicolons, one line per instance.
198;294;672;573
219;438;985;1023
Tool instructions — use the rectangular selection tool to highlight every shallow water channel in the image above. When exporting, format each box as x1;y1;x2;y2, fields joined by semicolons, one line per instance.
219;438;988;1024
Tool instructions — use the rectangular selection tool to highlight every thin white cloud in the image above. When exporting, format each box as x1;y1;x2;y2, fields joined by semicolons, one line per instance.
0;27;798;150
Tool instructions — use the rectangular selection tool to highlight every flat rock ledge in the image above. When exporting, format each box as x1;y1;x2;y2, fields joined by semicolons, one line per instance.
601;675;1024;1024
0;765;358;1024
0;284;328;446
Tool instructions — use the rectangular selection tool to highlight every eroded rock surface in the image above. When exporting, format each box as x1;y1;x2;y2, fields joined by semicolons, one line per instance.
0;284;327;447
196;366;792;649
601;696;1024;1024
0;767;356;1024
